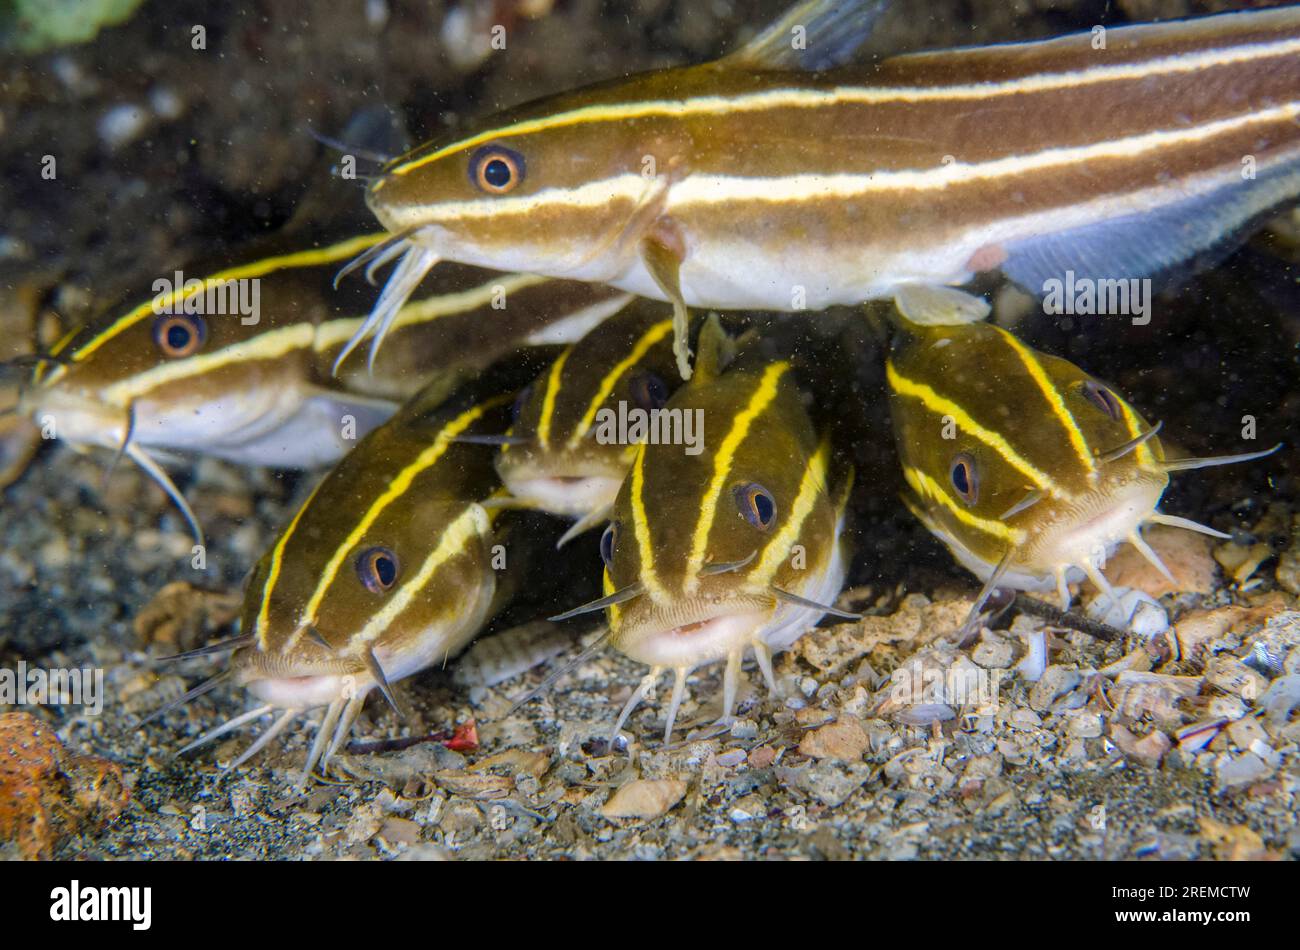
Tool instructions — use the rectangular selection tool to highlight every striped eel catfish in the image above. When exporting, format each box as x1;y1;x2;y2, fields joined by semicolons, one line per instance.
151;353;554;784
20;232;629;542
886;318;1281;625
549;318;856;743
493;298;685;545
339;0;1300;378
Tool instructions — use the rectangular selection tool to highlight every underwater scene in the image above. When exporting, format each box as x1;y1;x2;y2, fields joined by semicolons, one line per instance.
0;0;1298;871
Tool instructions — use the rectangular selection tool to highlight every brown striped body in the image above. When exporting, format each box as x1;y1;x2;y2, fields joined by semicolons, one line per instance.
350;4;1300;369
496;299;681;525
25;233;628;469
553;320;854;740
887;317;1277;615
170;356;554;781
237;384;510;698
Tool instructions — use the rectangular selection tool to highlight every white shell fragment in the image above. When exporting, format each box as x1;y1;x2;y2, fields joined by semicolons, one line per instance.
1176;719;1226;754
1014;629;1048;683
1086;586;1169;636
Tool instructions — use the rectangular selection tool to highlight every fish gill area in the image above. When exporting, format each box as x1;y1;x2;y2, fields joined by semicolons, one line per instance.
1;0;1299;860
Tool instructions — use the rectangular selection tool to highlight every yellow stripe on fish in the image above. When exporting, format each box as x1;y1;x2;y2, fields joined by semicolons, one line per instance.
175;354;555;784
886;315;1277;617
495;300;682;535
20;227;629;545
552;316;854;742
342;0;1300;379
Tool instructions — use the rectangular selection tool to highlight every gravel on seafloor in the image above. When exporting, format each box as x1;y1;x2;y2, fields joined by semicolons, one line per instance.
3;434;1299;860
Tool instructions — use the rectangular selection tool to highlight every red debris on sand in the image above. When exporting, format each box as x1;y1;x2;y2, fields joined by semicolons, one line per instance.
443;719;478;753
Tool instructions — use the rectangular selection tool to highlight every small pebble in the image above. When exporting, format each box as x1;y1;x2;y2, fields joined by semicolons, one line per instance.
600;779;687;819
797;716;869;762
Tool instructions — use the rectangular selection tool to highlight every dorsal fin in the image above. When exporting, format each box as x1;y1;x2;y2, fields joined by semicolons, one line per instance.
691;313;737;383
722;0;891;71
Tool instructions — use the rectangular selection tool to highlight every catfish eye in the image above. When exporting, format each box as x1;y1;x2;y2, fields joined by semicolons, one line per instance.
153;313;206;358
599;522;617;568
1081;380;1123;421
356;546;400;593
949;453;979;505
628;371;669;412
734;482;777;530
469;144;525;194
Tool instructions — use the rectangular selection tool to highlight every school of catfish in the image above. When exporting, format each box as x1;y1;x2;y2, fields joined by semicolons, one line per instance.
12;0;1298;784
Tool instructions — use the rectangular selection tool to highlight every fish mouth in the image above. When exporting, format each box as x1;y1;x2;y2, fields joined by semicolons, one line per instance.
616;597;774;669
244;672;372;710
1020;476;1167;574
502;471;624;518
22;379;275;451
178;660;379;787
232;644;368;708
19;385;128;449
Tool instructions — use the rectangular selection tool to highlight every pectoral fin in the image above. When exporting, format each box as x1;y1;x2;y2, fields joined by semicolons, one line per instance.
893;284;991;327
691;313;735;382
481;493;542;511
640;230;694;380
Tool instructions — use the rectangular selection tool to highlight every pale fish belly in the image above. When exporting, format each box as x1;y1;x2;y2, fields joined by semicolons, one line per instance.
194;401;377;468
605;228;926;312
140;387;395;469
758;516;851;654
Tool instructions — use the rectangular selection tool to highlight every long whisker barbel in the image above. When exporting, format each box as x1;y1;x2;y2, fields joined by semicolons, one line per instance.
306;127;395;166
503;627;614;719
